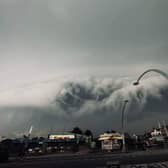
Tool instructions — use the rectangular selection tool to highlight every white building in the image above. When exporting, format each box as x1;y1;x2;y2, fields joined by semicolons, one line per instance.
98;133;123;151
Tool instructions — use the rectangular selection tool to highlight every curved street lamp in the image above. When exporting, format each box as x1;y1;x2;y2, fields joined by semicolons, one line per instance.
133;69;168;144
133;69;168;86
121;100;129;152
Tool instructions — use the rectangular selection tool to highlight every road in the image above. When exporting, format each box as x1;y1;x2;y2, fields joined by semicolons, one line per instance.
1;150;168;168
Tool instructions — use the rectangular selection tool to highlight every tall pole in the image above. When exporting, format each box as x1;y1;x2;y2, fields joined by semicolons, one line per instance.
121;100;129;152
133;69;168;147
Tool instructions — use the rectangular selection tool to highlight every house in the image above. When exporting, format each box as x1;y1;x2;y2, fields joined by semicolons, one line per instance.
98;132;123;151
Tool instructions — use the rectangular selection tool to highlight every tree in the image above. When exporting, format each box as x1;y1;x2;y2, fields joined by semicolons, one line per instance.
84;129;93;137
71;127;83;135
39;137;45;142
31;137;39;141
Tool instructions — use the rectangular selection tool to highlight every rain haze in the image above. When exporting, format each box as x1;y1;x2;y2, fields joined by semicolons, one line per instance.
0;0;168;137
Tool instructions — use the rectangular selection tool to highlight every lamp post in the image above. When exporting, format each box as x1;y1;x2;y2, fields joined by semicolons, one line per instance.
121;100;129;152
133;69;168;86
133;69;168;147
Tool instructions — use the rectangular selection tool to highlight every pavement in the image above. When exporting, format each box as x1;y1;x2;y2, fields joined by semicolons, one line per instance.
121;162;168;168
0;149;168;168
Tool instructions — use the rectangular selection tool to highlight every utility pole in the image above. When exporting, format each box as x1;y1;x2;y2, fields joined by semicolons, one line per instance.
121;100;129;152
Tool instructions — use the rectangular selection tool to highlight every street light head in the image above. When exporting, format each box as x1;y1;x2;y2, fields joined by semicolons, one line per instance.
124;100;129;103
133;81;139;86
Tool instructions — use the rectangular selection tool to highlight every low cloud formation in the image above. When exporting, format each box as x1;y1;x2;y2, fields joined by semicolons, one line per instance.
0;76;168;136
55;76;168;116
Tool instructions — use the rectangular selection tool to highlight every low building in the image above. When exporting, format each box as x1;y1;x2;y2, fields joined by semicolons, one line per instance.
149;128;165;144
151;129;162;137
47;132;90;152
98;133;122;151
48;134;75;141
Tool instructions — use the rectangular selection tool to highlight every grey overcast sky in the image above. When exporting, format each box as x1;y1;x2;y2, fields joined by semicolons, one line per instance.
0;0;168;83
0;0;168;135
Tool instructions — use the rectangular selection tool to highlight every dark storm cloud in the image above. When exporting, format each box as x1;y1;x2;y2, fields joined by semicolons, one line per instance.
0;76;168;136
54;77;168;117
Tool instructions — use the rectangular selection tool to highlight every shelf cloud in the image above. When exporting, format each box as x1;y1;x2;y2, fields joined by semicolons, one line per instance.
0;76;168;136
